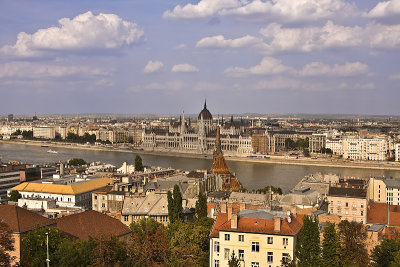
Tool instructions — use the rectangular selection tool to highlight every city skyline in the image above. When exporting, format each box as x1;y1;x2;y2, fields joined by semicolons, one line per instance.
1;0;400;115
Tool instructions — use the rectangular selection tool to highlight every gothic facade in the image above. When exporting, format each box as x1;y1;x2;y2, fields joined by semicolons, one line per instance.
142;101;253;155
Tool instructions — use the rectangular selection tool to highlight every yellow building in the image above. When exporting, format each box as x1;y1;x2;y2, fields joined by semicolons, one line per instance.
210;208;303;267
368;177;400;205
9;177;113;209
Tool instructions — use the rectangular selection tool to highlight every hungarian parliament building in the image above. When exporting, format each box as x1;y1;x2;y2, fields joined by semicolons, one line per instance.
142;101;317;156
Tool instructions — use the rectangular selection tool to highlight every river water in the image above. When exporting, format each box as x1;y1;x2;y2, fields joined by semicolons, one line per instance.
1;143;400;192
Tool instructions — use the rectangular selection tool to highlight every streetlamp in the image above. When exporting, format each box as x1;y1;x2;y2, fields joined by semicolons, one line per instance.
45;232;50;267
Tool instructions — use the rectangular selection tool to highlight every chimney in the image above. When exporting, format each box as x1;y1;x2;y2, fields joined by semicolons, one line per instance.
220;202;227;213
274;217;281;232
290;205;297;218
239;203;246;212
231;214;238;229
227;206;232;221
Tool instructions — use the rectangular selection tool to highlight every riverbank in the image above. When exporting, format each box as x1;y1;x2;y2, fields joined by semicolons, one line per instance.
2;139;400;171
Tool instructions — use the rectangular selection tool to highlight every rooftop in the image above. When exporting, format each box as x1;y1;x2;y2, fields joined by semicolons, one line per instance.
9;177;113;195
56;210;131;240
328;187;367;198
0;204;55;233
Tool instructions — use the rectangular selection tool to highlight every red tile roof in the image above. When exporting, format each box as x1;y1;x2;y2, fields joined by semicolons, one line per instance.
367;201;400;226
56;210;131;240
0;204;55;233
210;212;304;237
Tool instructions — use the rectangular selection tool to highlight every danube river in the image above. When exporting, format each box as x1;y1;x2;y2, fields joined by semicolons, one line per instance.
1;143;400;192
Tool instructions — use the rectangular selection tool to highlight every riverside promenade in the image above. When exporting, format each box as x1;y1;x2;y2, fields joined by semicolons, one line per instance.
2;139;400;171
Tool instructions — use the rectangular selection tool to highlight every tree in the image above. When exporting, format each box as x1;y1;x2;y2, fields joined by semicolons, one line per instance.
285;138;296;150
195;191;207;219
0;221;14;267
391;250;400;267
295;215;321;267
134;155;144;172
68;158;87;166
338;220;368;267
11;130;22;136
8;190;21;202
255;186;282;195
129;218;170;266
168;185;183;224
321;223;340;267
169;217;214;266
371;239;400;267
22;130;33;139
53;238;97;267
91;235;130;267
228;251;241;267
21;226;69;267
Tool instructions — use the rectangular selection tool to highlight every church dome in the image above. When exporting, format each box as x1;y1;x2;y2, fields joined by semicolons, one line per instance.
198;100;213;121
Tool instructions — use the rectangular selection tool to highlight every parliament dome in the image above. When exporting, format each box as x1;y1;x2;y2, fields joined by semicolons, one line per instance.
198;100;213;121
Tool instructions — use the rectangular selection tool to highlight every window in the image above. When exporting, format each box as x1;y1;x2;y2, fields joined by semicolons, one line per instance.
282;253;290;264
267;236;273;244
101;203;105;208
361;203;364;208
283;238;289;246
267;252;273;263
225;234;230;241
214;260;219;267
251;263;259;267
214;241;220;252
353;202;356;208
239;249;244;260
238;235;244;242
124;215;129;222
224;248;230;260
252;242;260;252
330;208;333;214
346;202;349;207
361;211;364;216
337;201;341;206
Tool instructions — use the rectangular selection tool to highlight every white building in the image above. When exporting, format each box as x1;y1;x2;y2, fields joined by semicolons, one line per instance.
8;177;113;209
342;135;387;161
325;138;343;155
395;144;400;162
33;126;56;139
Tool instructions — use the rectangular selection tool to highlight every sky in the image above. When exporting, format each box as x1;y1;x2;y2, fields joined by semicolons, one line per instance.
1;0;400;116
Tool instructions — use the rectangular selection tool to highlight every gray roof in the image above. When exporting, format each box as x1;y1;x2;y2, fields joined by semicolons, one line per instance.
143;181;189;194
382;179;400;189
229;192;267;203
238;209;275;219
122;193;168;216
279;189;319;206
366;224;385;232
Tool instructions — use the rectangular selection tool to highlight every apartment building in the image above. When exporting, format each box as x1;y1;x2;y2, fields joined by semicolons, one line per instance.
121;193;169;226
327;187;367;224
33;126;56;139
395;143;400;162
342;135;387;161
9;177;113;209
325;138;343;155
368;177;400;205
210;207;303;267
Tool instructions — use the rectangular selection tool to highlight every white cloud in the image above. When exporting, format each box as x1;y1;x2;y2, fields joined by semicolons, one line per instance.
171;64;199;73
130;81;185;92
259;21;400;53
194;82;224;91
196;35;261;48
367;0;400;20
1;11;144;57
225;56;294;76
163;0;240;19
389;73;400;80
0;61;110;79
143;60;164;73
175;44;187;50
299;62;368;76
220;0;356;23
253;77;301;90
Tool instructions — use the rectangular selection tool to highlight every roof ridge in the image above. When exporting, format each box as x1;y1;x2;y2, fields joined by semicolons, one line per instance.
14;206;21;232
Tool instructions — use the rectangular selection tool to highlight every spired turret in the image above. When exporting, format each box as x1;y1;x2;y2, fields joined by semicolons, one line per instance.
210;126;241;191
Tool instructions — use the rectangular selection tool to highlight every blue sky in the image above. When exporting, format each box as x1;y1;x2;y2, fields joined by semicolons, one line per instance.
1;0;399;115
